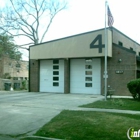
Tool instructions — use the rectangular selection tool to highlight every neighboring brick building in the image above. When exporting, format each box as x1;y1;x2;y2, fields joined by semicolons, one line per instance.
0;56;28;80
29;27;140;96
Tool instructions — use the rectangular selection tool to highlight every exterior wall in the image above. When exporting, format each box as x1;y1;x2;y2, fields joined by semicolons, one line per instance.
0;56;28;79
30;29;112;59
29;60;39;92
0;58;4;78
107;44;136;96
64;59;70;93
29;27;139;95
112;28;140;56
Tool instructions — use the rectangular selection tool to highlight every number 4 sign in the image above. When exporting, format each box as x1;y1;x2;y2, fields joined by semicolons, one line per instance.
90;34;105;53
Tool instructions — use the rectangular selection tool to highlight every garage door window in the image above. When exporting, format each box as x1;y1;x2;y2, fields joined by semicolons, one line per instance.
85;83;92;87
85;71;92;75
53;65;59;69
53;82;59;86
85;59;92;63
53;60;59;64
53;77;59;81
85;65;92;69
85;77;92;81
53;71;59;75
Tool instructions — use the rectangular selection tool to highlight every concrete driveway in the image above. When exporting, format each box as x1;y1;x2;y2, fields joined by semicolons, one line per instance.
0;91;103;140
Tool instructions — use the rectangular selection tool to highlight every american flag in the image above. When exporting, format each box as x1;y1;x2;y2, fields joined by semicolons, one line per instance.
107;6;114;27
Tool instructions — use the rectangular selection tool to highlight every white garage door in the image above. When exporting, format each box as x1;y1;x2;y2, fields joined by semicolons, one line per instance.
40;60;64;93
70;58;101;94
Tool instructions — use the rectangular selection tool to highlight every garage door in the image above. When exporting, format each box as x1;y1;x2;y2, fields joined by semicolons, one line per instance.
40;60;64;92
70;58;101;94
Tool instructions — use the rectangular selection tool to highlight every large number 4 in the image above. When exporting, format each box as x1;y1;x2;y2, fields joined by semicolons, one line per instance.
90;34;105;53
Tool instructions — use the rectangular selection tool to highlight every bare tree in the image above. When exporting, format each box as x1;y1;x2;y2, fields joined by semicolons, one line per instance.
0;0;68;47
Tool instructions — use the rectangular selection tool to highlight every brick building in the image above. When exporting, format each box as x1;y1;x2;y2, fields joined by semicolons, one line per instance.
0;56;28;80
29;27;140;96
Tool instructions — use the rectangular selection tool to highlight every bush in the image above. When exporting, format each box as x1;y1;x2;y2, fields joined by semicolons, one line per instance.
22;80;26;90
127;79;140;100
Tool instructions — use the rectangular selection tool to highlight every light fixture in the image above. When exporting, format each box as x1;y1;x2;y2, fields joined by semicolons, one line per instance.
118;59;122;63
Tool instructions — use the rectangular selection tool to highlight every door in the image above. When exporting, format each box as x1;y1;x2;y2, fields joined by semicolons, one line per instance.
40;60;64;92
70;58;101;94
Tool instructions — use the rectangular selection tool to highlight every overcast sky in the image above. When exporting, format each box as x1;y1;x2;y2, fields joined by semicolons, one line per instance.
46;0;140;42
1;0;140;60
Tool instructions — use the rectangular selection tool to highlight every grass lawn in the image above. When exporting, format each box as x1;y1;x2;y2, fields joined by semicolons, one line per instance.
20;98;140;140
81;98;140;111
21;110;140;140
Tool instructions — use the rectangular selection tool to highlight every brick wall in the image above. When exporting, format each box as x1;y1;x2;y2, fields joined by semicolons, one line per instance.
64;59;70;93
29;59;39;92
101;43;136;96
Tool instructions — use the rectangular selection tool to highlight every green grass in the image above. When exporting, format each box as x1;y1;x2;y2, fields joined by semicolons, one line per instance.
31;110;140;140
81;98;140;111
21;98;140;140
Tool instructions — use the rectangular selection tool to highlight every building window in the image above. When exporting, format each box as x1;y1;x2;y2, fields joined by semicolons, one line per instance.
53;82;59;86
16;64;21;68
130;47;133;51
139;52;140;56
13;77;18;80
118;41;123;46
85;83;92;87
53;60;59;64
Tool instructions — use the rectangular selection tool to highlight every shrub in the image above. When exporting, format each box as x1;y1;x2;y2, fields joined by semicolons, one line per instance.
127;79;140;100
22;80;26;90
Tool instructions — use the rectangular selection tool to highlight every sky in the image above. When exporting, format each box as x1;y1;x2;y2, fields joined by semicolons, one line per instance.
1;0;140;60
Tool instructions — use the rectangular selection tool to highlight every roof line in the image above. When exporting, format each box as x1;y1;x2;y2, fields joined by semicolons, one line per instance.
30;27;140;47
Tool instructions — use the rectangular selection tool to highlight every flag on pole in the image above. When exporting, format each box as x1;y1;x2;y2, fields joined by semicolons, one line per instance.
107;6;114;27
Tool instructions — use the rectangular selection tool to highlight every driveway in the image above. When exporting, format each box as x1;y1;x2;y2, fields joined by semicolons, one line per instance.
0;91;103;140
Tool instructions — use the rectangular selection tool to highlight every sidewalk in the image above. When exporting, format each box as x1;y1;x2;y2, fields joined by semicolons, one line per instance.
70;107;140;114
20;106;140;140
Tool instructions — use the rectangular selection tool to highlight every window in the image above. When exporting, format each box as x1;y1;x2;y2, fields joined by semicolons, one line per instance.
85;83;92;87
139;52;140;56
85;71;92;75
130;47;133;51
53;60;59;64
53;65;59;69
16;64;20;68
53;82;59;86
53;71;59;75
85;65;92;69
53;77;59;81
85;77;92;81
118;41;123;46
13;77;18;80
20;77;23;80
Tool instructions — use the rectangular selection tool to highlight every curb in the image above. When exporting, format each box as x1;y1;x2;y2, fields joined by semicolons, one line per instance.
20;136;63;140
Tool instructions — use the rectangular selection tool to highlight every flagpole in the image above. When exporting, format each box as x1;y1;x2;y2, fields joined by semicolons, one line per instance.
104;1;108;101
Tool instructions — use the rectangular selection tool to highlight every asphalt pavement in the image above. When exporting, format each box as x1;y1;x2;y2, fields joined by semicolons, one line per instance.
0;91;104;140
